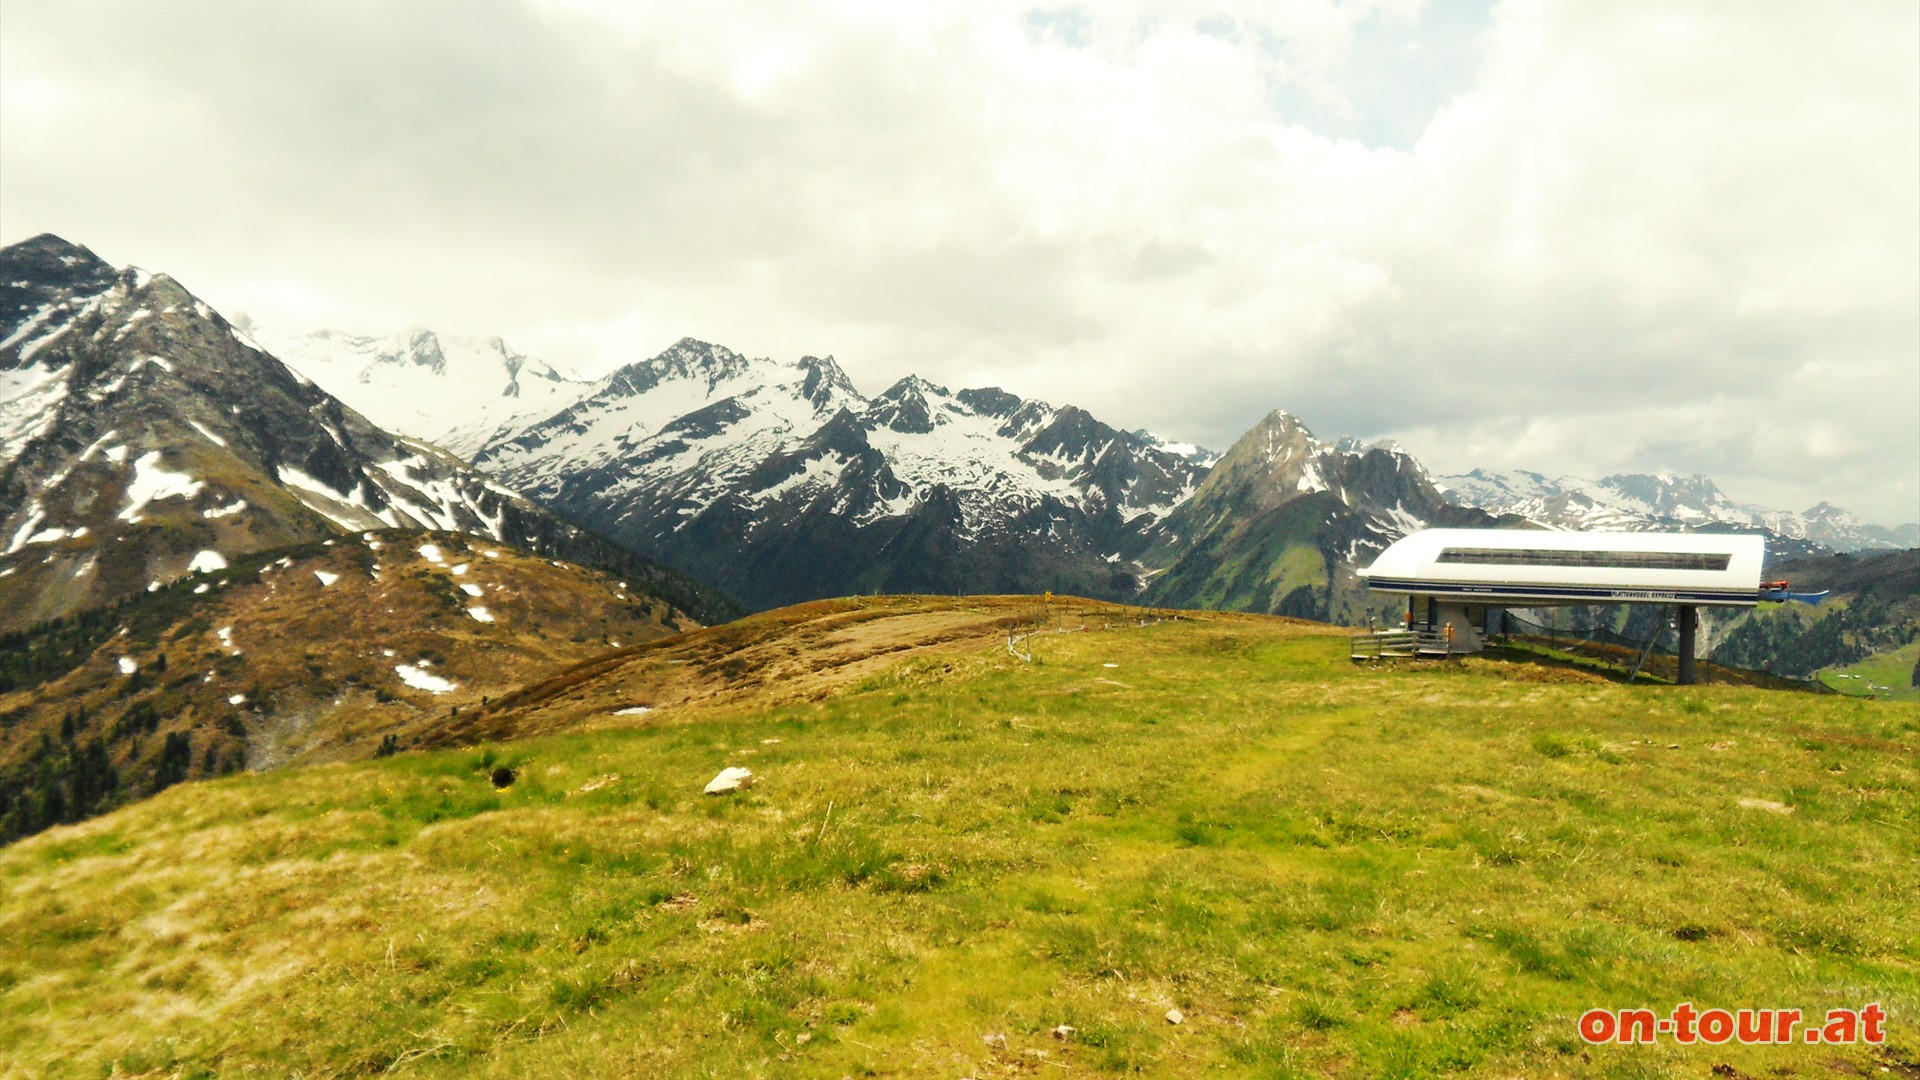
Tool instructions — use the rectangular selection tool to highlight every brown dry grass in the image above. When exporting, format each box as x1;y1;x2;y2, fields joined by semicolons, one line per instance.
424;596;1286;747
0;531;691;782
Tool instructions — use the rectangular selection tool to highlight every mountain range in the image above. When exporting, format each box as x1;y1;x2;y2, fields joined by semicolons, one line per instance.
464;339;1211;608
1438;468;1918;556
0;234;733;631
7;231;1914;633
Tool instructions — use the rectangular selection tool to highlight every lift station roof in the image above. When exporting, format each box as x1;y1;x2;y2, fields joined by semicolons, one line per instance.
1359;528;1767;607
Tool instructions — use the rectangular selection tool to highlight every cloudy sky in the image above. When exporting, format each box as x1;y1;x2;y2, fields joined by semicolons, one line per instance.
4;1;1916;525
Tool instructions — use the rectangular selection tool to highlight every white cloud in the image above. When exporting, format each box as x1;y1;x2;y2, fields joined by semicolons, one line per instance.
1;0;1913;525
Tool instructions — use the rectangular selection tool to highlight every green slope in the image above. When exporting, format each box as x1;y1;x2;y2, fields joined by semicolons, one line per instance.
1819;639;1920;701
1712;549;1920;688
2;601;1915;1078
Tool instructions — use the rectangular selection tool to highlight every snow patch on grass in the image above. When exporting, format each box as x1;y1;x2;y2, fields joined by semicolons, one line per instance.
395;664;457;694
119;451;205;522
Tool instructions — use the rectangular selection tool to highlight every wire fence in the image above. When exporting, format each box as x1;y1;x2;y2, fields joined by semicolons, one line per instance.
1496;608;1842;694
1004;597;1187;663
1502;610;1671;654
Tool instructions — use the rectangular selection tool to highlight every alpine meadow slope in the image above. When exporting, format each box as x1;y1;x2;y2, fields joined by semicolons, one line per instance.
0;530;696;843
2;600;1914;1077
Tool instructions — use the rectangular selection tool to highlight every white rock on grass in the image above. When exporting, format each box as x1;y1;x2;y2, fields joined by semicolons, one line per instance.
703;767;755;795
1165;1008;1185;1025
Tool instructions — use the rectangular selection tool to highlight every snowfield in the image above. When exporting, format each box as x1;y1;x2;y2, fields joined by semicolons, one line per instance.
250;324;594;458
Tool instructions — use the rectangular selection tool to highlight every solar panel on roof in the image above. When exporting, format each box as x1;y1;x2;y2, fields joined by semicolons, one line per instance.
1436;548;1732;572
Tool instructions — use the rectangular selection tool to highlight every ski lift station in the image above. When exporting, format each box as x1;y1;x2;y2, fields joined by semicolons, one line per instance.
1357;528;1778;685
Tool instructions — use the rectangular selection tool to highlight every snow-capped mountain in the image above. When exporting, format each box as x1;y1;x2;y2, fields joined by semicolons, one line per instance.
244;323;594;458
472;338;1212;608
1142;411;1507;621
1133;430;1223;469
1437;469;1918;555
0;234;730;630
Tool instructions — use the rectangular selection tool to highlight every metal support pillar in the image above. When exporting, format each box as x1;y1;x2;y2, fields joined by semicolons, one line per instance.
1677;605;1698;686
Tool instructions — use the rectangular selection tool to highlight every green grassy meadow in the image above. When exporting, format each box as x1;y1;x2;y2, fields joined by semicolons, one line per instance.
1820;639;1920;702
3;609;1916;1077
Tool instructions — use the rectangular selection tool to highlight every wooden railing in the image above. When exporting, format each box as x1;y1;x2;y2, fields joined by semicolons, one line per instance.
1350;629;1419;659
1351;629;1474;659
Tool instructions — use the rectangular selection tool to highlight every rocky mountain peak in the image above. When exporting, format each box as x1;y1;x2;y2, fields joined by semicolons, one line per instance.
1803;502;1860;524
1209;411;1324;490
955;387;1023;419
393;328;448;375
3;233;114;282
1598;472;1724;514
868;376;949;434
796;354;859;411
604;338;750;399
3;236;124;363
